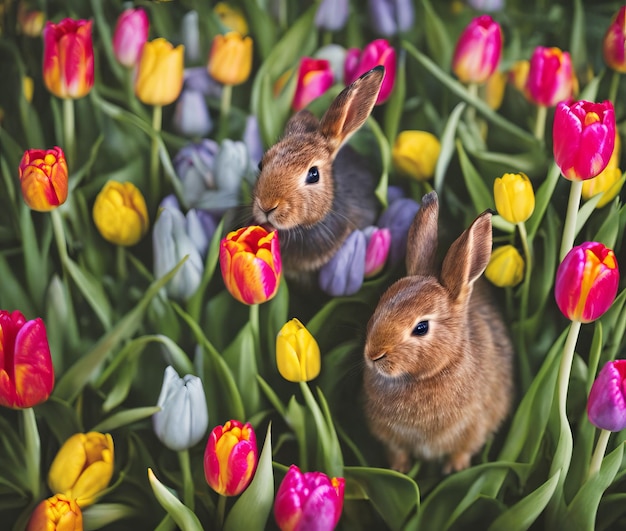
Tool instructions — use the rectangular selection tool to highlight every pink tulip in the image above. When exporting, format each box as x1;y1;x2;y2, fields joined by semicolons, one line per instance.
587;360;626;432
451;15;502;84
525;46;574;107
112;8;149;68
292;58;334;111
344;39;396;104
603;6;626;73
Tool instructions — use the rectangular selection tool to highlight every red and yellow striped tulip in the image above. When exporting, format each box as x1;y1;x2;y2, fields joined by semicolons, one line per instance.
19;146;68;212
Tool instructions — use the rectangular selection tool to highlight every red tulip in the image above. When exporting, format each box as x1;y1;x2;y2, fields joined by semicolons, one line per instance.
525;46;574;107
292;58;334;111
451;15;502;84
19;147;68;212
344;39;396;104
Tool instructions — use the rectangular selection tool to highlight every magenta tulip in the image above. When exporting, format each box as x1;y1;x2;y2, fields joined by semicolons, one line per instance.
112;8;149;68
603;6;626;73
292;58;334;111
525;46;574;107
588;360;626;432
451;15;502;84
344;39;396;104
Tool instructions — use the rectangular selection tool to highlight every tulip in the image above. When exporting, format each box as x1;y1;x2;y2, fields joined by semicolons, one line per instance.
587;360;626;432
219;225;282;305
0;310;54;409
451;15;502;85
92;180;149;246
485;245;524;288
274;464;345;531
603;6;626;73
292;58;334;112
26;494;82;531
214;2;249;35
554;242;619;323
484;70;507;110
173;88;213;137
276;319;321;382
344;39;396;104
153;366;209;451
48;432;114;508
208;32;253;86
493;172;535;224
135;38;184;106
319;229;366;296
315;44;348;86
364;226;391;278
204;420;257;496
582;130;623;208
174;139;220;208
18;146;68;212
112;8;149;68
18;2;44;37
183;66;224;98
553;99;615;181
508;59;530;96
525;47;574;107
392;130;441;181
181;10;201;63
43;18;94;99
243;114;265;168
315;0;349;31
367;0;415;37
23;75;34;103
467;0;505;10
377;196;421;265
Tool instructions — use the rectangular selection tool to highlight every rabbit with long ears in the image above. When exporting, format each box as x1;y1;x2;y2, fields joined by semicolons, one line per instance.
362;191;514;473
252;66;385;282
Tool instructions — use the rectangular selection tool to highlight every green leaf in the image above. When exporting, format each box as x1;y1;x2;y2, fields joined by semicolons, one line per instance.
384;47;406;144
421;0;453;69
369;116;390;208
224;423;274;531
256;375;286;417
434;101;466;195
593;197;626;249
91;407;161;433
223;322;261;417
240;0;277;61
147;468;203;531
456;140;493;214
526;162;562;239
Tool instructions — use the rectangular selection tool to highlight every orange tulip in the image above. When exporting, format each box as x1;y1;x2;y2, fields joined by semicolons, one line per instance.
19;147;68;212
208;32;253;86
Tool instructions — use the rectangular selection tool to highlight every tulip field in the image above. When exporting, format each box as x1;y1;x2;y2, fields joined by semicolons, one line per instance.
2;1;626;530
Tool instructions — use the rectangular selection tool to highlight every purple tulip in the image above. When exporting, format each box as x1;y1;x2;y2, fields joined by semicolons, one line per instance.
588;360;626;432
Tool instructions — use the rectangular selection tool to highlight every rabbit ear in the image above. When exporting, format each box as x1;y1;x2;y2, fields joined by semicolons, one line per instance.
406;191;439;276
440;210;493;302
318;66;385;155
284;109;320;136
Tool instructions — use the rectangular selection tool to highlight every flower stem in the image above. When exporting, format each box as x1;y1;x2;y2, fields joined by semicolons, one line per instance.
63;97;76;170
533;104;547;142
587;429;611;480
116;245;127;280
608;70;621;105
249;303;261;362
50;208;69;265
177;449;194;512
22;407;41;500
150;104;163;208
216;494;226;529
466;82;478;125
517;221;533;390
559;179;583;260
218;84;233;141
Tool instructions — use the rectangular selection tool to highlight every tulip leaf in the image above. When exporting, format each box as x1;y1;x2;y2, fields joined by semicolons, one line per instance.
256;375;286;417
593;194;626;249
224;423;274;531
434;101;466;195
384;47;406;145
421;0;453;69
284;395;309;472
575;192;603;236
239;0;277;61
91;406;161;433
345;466;419;531
456;140;493;214
0;254;35;318
369;116;390;208
147;468;203;531
20;204;50;311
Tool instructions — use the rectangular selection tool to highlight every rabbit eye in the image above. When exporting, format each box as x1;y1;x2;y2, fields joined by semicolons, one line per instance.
305;166;319;184
412;321;429;337
257;160;263;172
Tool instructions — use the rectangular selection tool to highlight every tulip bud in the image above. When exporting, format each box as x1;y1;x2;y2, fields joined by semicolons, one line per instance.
18;2;45;37
204;420;258;496
485;245;524;288
292;58;334;112
92;180;149;246
19;146;68;212
364;226;391;278
315;0;349;31
493;172;535;224
508;59;530;96
484;70;507;110
135;38;184;106
553;99;615;181
219;226;282;305
366;0;415;37
554;242;620;323
208;32;253;86
344;39;396;104
181;10;201;63
392;130;441;181
582;130;623;208
451;15;502;85
0;310;54;409
525;47;574;107
276;318;321;382
603;6;626;73
377;197;421;265
274;465;345;531
587;360;626;432
112;8;149;68
214;2;249;35
318;229;366;297
26;494;82;531
48;432;114;508
153;366;209;451
173;88;213;137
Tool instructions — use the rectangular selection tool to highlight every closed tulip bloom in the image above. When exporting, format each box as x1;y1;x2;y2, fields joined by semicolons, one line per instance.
525;47;574;107
276;318;321;382
484;70;507;110
587;360;626;432
392;130;441;181
344;39;396;104
19;146;68;212
274;464;345;531
319;229;366;296
214;2;249;35
367;0;415;37
204;420;257;496
92;180;149;246
292;58;334;112
0;310;54;409
452;15;502;85
173;88;213;137
377;196;421;265
135;38;184;106
18;3;45;37
112;8;149;68
26;494;82;531
583;130;623;208
315;0;349;31
48;432;114;508
208;32;253;86
43;18;94;99
493;172;535;224
485;245;524;287
508;59;530;96
220;225;282;305
603;7;626;73
364;226;391;278
553;100;615;181
554;242;619;323
153;366;209;451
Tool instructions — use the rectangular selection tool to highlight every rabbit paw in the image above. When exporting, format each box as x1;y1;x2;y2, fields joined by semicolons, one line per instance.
443;452;472;474
388;447;412;473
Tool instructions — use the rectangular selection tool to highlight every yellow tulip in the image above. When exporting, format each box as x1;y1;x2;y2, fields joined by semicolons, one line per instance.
392;130;441;181
48;432;114;508
208;32;253;86
214;2;249;35
582;131;623;208
276;318;321;382
485;245;524;288
483;70;507;110
92;180;149;246
493;172;535;224
135;38;184;106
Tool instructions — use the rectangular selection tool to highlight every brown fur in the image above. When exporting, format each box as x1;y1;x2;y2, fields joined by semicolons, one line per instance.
362;191;514;473
252;67;385;279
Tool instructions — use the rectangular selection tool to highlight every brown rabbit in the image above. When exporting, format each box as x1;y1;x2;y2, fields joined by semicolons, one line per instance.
252;66;385;282
362;191;514;473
